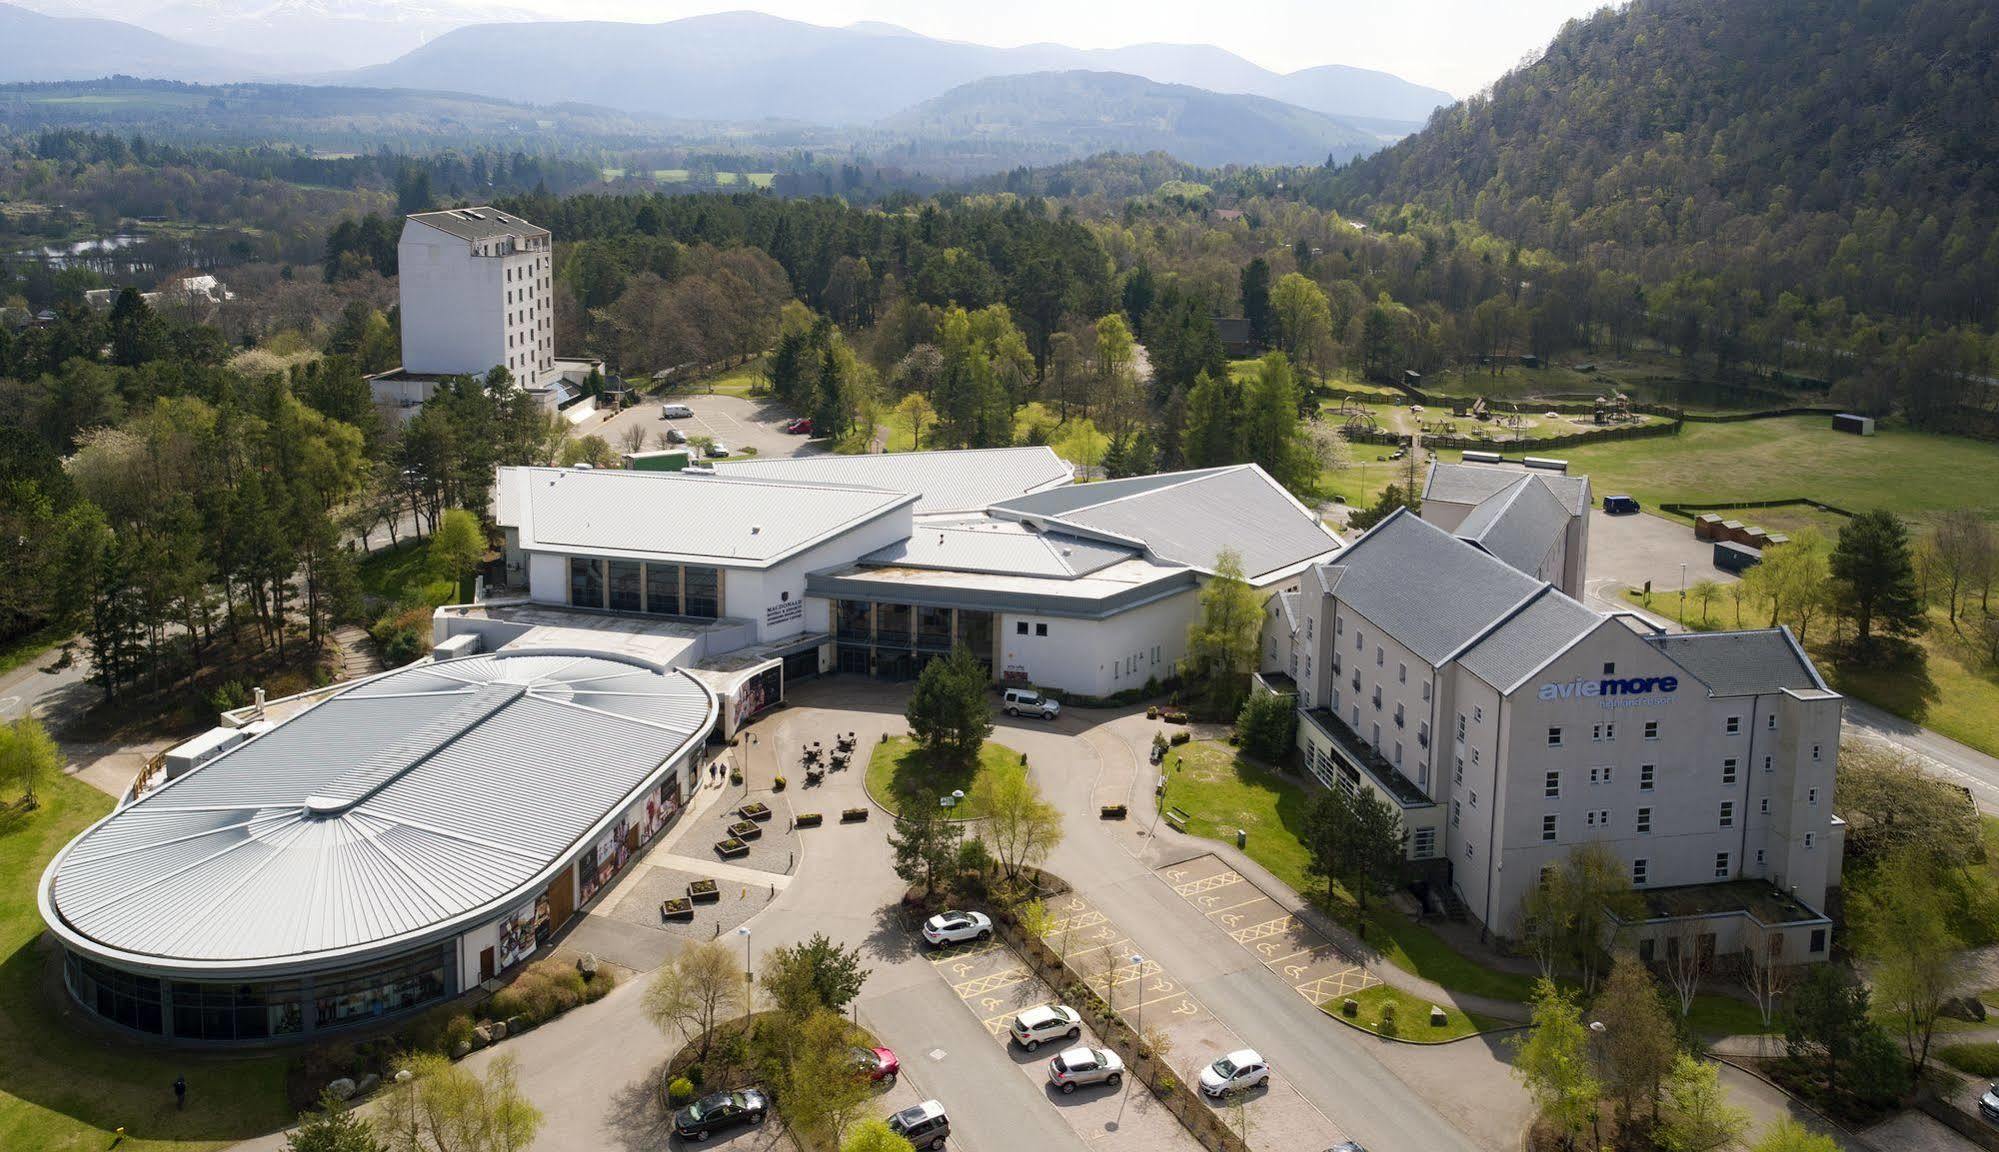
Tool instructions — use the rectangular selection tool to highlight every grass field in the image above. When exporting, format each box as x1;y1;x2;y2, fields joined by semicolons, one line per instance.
1554;417;1999;523
1321;983;1511;1042
0;776;292;1151
864;736;1020;819
654;359;764;397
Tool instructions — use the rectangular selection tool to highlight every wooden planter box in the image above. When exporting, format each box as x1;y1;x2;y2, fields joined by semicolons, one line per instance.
727;820;762;840
738;802;772;822
841;807;869;823
715;838;750;859
687;879;720;902
1100;804;1127;820
794;812;824;828
660;898;694;920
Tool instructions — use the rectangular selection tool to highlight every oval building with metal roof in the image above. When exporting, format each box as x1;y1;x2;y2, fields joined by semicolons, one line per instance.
38;651;716;1044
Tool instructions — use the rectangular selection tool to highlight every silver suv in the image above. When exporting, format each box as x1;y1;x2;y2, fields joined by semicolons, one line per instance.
1003;687;1060;720
1047;1046;1124;1093
887;1099;949;1150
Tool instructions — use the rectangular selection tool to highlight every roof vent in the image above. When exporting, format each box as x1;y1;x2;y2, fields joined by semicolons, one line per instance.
750;525;762;535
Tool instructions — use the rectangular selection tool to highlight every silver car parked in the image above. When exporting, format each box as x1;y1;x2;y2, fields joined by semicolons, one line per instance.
1047;1045;1124;1094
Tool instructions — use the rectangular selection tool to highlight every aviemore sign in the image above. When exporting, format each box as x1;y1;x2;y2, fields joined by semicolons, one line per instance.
1537;675;1679;702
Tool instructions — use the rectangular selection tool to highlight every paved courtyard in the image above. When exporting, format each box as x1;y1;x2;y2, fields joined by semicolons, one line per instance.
584;391;820;461
1583;507;1740;621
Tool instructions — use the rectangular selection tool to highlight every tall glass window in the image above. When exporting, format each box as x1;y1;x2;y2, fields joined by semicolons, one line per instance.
837;600;871;641
644;563;680;615
917;607;952;649
876;602;913;643
568;557;604;608
67;953;162;1035
683;566;720;619
311;945;449;1031
607;561;643;612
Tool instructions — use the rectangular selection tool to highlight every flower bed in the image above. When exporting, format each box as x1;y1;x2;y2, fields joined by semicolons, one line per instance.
687;879;720;902
715;837;749;859
727;819;762;840
1100;804;1128;820
660;898;694;920
841;807;869;823
794;812;823;828
738;802;772;822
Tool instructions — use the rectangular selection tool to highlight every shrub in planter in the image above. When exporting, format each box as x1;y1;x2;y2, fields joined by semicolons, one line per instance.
668;1076;695;1105
1146;705;1159;719
1169;730;1191;746
773;775;787;791
841;807;868;822
1378;1001;1398;1037
738;802;772;822
1100;804;1127;819
715;837;749;858
1342;998;1358;1018
727;820;761;840
729;769;743;785
794;812;823;828
687;879;720;901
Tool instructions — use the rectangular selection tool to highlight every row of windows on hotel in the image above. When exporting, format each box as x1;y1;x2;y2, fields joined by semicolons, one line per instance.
568;557;722;618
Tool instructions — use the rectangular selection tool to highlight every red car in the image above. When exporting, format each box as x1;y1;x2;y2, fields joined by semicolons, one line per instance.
784;417;814;435
852;1045;900;1083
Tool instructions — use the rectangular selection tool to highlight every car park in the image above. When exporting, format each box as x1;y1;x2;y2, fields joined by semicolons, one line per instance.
852;1044;900;1083
1981;1083;1999;1123
887;1099;950;1150
1009;1004;1083;1051
921;909;992;946
1199;1049;1270;1097
672;1088;768;1142
661;403;693;419
1046;1045;1123;1093
1002;687;1060;720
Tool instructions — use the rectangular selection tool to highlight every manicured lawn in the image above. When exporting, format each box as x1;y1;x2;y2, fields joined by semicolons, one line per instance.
0;775;293;1151
1556;417;1999;524
1322;983;1511;1042
655;359;764;397
864;736;1021;819
1829;606;1999;760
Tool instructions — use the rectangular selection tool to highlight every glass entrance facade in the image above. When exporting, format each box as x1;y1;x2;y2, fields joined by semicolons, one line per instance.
832;599;993;681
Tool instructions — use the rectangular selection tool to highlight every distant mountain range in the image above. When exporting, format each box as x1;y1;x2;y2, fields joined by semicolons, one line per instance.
0;4;1456;170
876;71;1386;170
343;11;1452;128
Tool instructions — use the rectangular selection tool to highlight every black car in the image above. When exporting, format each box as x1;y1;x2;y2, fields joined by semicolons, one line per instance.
673;1088;768;1142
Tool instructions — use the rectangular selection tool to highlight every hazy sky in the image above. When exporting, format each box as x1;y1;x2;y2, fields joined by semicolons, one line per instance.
535;0;1609;95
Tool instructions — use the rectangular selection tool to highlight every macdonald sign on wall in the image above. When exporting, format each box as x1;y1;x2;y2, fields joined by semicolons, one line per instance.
1537;674;1679;703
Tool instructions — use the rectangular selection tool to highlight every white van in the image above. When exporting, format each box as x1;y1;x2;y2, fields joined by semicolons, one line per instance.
1003;687;1060;720
660;403;693;419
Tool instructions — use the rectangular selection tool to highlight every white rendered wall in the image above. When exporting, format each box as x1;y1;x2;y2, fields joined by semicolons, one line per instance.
997;587;1198;697
398;220;553;387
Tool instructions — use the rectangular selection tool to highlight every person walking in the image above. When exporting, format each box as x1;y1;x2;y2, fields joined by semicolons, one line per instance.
172;1074;187;1110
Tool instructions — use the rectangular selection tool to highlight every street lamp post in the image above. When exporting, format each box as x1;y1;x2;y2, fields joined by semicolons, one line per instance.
737;926;753;1023
1129;953;1145;1039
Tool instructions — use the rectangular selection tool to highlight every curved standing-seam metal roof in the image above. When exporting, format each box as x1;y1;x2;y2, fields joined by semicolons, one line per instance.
40;651;715;975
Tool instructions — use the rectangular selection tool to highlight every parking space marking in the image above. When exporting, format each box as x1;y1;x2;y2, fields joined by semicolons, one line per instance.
1158;853;1382;1009
926;942;1002;965
1047;909;1108;934
952;968;1033;997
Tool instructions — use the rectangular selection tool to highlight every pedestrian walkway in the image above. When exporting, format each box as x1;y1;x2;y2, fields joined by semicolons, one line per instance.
330;625;381;680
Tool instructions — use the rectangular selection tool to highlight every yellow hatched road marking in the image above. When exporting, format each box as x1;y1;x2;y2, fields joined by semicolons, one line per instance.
1047;910;1107;934
1174;872;1243;897
1230;916;1298;944
928;943;1000;965
1203;895;1274;915
953;968;1032;997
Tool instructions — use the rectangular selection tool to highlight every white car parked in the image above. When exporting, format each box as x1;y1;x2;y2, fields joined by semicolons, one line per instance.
1047;1045;1124;1093
1009;1003;1083;1051
920;909;992;947
1199;1049;1270;1097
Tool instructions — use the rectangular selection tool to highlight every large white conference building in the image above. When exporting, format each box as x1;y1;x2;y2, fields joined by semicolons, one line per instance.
38;449;1846;1046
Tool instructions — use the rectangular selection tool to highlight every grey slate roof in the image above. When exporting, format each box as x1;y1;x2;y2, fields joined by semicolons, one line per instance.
993;465;1342;582
1458;589;1606;692
515;467;914;568
1317;509;1546;665
1647;629;1828;697
1425;461;1590;516
407;206;548;243
711;447;1073;515
43;653;714;970
1456;474;1573;578
862;521;1134;578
